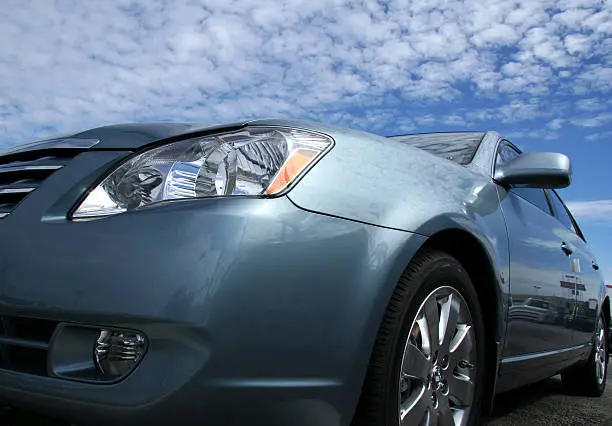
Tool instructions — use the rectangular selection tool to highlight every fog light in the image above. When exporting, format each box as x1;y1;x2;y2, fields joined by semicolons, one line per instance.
94;329;146;379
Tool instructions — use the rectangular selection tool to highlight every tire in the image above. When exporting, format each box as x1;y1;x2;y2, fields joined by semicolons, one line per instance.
561;313;608;397
352;250;486;426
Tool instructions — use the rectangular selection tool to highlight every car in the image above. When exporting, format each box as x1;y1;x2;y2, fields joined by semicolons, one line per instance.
608;284;612;351
507;297;559;324
0;119;608;426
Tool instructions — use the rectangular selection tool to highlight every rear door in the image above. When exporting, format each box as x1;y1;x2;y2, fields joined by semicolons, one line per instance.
546;189;602;347
495;142;574;357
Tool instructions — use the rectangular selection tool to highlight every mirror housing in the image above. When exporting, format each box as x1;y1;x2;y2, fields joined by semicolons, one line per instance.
494;152;572;188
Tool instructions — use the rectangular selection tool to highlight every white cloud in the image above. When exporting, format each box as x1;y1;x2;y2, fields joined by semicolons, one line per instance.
566;200;612;221
472;24;520;46
575;98;606;111
585;131;612;141
570;112;612;127
564;34;593;54
573;66;612;93
414;115;437;126
0;0;610;146
547;118;565;130
554;9;594;28
441;115;466;126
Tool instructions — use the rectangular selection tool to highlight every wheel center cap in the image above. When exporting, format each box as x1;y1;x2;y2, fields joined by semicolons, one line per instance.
431;365;443;390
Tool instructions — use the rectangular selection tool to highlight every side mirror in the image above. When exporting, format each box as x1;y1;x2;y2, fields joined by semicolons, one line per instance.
494;152;572;188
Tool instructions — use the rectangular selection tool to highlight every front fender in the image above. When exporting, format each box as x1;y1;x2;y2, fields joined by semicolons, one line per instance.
287;128;511;379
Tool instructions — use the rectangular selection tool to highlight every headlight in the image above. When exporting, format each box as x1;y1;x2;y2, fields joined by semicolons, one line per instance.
72;127;332;219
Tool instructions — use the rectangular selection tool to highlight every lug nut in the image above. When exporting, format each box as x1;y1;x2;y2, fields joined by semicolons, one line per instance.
458;360;475;369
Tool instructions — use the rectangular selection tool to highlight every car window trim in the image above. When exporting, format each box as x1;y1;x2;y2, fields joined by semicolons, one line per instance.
546;189;587;242
492;139;522;176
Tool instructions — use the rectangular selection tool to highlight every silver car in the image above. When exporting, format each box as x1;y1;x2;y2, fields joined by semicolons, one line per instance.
0;119;608;426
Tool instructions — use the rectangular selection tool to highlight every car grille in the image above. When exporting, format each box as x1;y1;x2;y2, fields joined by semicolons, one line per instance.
0;138;99;218
0;315;59;376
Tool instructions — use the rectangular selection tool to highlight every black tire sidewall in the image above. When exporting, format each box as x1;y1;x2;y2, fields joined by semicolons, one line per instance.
382;254;486;426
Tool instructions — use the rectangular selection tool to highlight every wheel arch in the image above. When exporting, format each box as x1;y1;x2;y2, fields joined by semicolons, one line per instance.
411;227;506;413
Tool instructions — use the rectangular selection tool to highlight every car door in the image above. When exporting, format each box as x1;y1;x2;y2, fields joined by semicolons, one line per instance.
545;189;602;347
495;142;574;358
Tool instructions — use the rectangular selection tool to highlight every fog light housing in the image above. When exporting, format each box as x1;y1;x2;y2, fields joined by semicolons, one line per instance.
94;329;146;379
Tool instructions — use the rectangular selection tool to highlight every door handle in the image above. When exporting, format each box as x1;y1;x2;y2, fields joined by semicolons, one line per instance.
592;261;600;271
561;242;573;256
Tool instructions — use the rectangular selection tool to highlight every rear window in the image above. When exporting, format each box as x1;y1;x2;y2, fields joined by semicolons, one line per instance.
388;132;485;165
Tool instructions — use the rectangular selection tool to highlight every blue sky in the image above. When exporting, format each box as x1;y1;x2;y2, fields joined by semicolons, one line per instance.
1;0;611;280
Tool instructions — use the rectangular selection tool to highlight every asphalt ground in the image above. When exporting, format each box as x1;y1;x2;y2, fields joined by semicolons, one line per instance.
487;372;612;425
2;370;611;425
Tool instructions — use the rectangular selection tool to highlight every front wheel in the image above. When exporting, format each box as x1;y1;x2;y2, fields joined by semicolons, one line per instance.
353;251;485;426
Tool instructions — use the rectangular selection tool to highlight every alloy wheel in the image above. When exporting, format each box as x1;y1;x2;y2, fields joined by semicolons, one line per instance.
595;318;607;385
398;286;477;426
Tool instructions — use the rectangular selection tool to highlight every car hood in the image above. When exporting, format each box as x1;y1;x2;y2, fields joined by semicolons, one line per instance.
0;122;244;154
1;119;367;153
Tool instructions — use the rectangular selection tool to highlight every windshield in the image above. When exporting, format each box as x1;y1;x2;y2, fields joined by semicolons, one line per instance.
388;132;485;165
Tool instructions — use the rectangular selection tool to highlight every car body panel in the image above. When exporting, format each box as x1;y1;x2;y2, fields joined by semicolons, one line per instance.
565;231;603;347
607;284;612;351
66;122;235;150
0;191;427;426
490;139;606;392
283;125;511;345
500;190;575;358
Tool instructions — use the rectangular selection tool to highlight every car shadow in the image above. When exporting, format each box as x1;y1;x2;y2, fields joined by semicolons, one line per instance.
487;375;565;421
0;406;67;426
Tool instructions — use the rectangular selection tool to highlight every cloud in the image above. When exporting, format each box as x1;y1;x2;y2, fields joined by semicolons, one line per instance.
585;131;612;141
566;200;612;221
546;118;565;130
575;98;607;111
570;112;612;127
0;0;611;146
573;66;612;94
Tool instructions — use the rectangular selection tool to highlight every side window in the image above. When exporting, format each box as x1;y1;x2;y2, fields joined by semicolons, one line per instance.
495;141;552;215
546;190;581;238
495;142;521;170
512;187;553;214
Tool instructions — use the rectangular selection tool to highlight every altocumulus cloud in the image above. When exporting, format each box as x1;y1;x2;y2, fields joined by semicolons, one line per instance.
1;0;611;146
567;200;612;221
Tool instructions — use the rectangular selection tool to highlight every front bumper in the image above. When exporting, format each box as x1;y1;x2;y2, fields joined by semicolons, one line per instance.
0;154;425;426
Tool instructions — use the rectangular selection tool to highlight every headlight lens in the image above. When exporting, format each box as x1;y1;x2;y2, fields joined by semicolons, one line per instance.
72;127;332;218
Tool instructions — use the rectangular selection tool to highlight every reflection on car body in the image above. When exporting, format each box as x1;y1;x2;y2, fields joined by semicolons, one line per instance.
508;297;559;324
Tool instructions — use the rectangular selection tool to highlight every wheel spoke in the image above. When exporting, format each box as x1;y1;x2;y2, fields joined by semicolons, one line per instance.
598;363;603;380
448;374;474;408
449;325;473;364
425;407;437;426
402;342;431;381
401;389;429;425
423;297;441;355
434;394;454;426
440;294;460;353
398;285;476;426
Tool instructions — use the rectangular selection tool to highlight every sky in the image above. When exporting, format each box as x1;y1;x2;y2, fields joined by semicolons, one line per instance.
1;0;611;281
